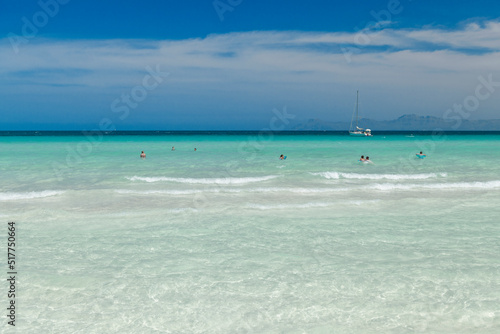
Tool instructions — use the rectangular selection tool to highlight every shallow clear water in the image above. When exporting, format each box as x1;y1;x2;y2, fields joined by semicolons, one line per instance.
1;133;499;333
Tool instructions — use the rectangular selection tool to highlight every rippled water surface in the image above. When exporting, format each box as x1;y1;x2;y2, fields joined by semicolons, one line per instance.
1;133;499;333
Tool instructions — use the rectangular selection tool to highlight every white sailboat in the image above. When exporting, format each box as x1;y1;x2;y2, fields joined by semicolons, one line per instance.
349;90;372;137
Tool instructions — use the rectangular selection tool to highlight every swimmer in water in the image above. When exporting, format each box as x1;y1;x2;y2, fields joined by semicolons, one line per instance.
360;155;365;162
140;151;146;158
194;148;197;151
280;154;284;160
416;151;426;158
171;146;175;151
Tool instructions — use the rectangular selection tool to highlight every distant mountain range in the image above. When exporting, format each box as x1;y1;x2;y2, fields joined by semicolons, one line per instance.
289;114;500;131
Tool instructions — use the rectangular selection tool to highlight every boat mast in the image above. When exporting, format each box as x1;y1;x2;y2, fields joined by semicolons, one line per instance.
349;90;359;133
355;90;359;129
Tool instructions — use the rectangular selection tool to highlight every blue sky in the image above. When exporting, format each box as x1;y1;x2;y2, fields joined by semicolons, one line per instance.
1;0;500;130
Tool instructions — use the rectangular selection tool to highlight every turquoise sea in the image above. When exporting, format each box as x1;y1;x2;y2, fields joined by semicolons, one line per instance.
1;132;499;333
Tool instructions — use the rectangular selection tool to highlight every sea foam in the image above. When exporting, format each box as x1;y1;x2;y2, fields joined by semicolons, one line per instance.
371;180;500;191
246;199;380;210
311;172;447;180
246;202;332;210
0;190;64;201
115;187;349;196
126;175;279;184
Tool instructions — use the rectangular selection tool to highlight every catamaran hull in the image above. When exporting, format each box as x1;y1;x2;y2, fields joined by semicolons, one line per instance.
349;132;372;137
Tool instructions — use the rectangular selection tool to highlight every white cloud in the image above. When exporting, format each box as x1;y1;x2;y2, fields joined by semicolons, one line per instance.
406;21;500;49
1;19;499;125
